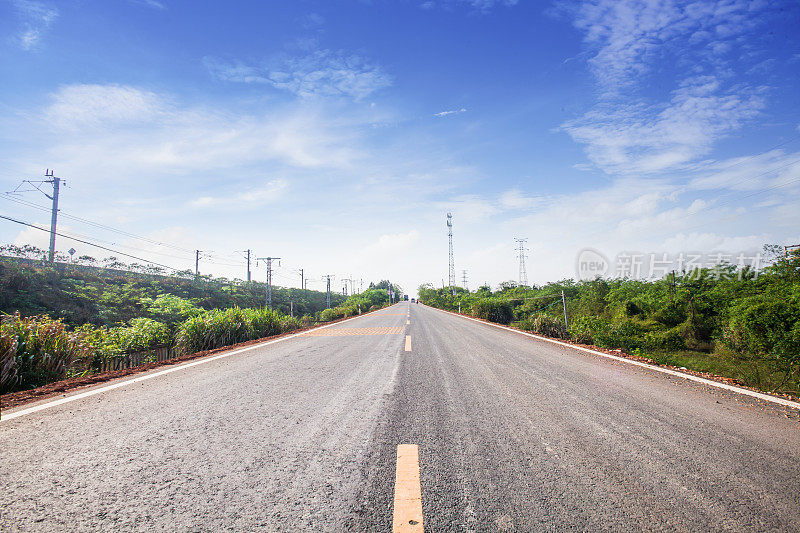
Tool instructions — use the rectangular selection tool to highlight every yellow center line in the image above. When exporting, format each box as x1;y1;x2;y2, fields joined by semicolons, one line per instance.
393;444;424;532
405;335;412;352
406;319;410;325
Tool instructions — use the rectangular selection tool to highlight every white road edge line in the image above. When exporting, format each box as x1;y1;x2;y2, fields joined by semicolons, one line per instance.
429;305;800;411
1;313;370;422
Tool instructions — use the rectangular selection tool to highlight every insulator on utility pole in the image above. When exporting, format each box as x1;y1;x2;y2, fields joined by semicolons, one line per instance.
8;170;63;263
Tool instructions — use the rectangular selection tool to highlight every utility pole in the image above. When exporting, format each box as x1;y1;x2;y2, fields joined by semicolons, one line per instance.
247;249;251;282
299;268;304;290
7;170;63;262
323;275;333;308
343;277;355;297
515;238;529;287
561;289;569;329
343;282;348;297
46;171;60;263
195;250;201;277
447;212;456;296
256;256;281;308
461;269;468;292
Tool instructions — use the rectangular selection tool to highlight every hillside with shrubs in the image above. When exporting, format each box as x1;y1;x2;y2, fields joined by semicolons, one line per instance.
0;249;402;394
419;247;800;396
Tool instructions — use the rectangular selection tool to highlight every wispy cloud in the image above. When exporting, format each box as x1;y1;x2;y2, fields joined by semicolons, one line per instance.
561;0;775;175
38;83;367;174
10;0;58;50
205;49;392;101
44;84;165;129
562;76;765;174
191;179;288;209
434;108;467;117
421;0;518;12
130;0;167;9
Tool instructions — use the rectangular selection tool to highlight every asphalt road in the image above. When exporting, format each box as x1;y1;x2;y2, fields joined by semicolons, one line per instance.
1;302;799;531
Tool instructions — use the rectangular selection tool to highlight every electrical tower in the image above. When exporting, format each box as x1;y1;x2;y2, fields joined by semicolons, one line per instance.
7;170;63;262
447;212;456;295
515;238;529;287
461;269;468;292
256;256;281;308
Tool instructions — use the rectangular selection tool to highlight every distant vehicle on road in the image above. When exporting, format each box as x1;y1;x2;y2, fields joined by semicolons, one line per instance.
410;298;416;303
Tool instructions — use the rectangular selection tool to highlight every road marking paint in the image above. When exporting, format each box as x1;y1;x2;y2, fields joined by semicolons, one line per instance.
1;312;372;423
393;444;424;532
429;305;800;411
407;320;410;325
303;327;404;337
405;335;412;352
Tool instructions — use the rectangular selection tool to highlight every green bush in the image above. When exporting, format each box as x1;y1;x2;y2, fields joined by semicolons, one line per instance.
643;328;686;351
175;307;298;355
724;297;800;374
1;314;90;393
596;319;645;351
106;318;171;353
470;299;514;324
524;314;568;339
568;315;608;344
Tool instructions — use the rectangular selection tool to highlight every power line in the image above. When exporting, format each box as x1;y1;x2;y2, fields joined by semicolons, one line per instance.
0;213;178;271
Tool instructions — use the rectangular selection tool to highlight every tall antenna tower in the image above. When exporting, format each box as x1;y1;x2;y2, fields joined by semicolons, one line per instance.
515;238;529;287
447;212;456;295
461;269;468;292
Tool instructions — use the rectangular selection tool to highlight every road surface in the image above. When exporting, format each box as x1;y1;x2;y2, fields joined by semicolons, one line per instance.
1;302;799;531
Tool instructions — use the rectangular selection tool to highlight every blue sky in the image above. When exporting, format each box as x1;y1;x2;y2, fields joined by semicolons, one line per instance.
1;0;799;295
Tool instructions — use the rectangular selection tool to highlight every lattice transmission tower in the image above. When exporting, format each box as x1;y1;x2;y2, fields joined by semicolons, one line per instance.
515;238;529;287
447;213;456;295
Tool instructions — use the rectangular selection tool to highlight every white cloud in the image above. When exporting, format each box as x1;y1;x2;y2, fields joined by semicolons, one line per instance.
562;0;773;175
205;49;392;101
45;84;164;129
434;108;467;117
10;0;58;50
190;179;288;209
563;76;765;174
499;189;540;210
38;83;367;173
688;150;800;192
130;0;167;9
422;0;518;12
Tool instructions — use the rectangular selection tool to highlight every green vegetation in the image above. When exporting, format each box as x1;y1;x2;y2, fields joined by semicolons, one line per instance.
175;307;300;355
419;247;800;395
0;247;344;327
1;314;90;392
0;251;402;394
317;281;402;322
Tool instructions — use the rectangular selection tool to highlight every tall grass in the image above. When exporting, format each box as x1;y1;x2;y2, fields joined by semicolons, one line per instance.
175;307;300;355
1;313;91;393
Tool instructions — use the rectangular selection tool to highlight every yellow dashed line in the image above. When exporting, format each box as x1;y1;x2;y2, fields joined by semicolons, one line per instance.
393;444;424;532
